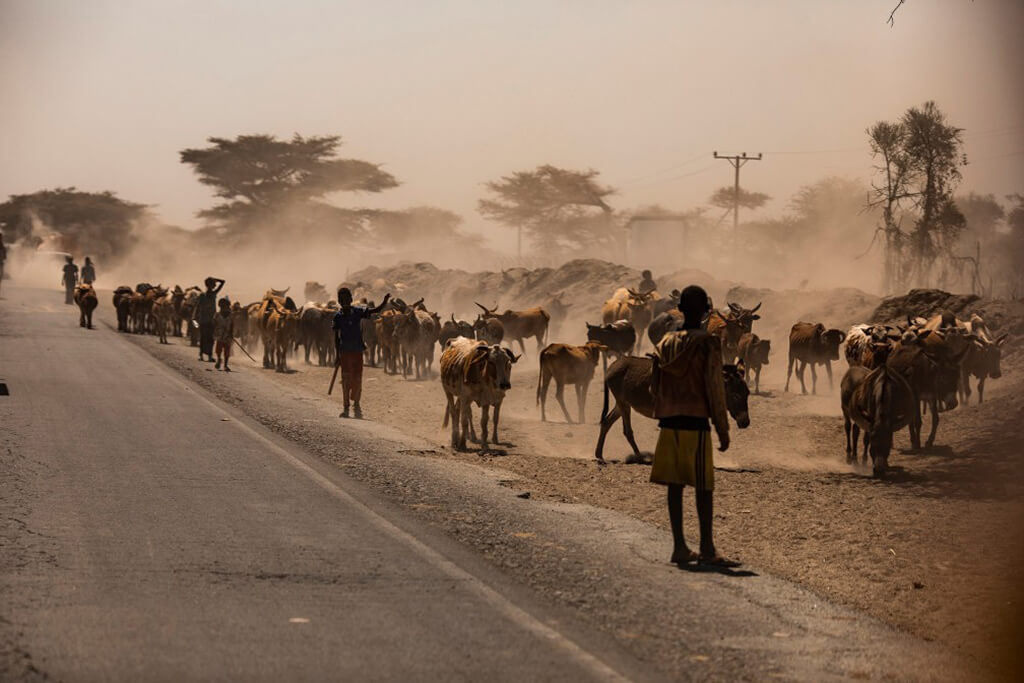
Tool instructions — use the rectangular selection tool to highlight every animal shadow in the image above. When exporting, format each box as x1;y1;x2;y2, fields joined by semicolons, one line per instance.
623;452;654;465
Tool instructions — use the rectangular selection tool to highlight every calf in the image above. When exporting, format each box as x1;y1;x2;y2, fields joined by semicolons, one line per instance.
440;336;519;451
785;322;846;394
736;332;771;394
536;341;604;423
593;357;750;462
840;364;917;476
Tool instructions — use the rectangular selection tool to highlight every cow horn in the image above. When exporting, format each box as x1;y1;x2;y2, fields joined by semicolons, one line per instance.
450;313;456;324
475;302;489;314
750;302;762;313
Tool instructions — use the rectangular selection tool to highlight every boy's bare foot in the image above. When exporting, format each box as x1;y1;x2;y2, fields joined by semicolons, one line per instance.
224;366;231;372
215;359;221;369
671;548;699;565
339;406;350;418
353;404;362;419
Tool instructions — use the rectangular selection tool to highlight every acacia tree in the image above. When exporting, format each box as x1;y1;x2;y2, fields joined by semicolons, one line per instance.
180;134;398;239
477;165;616;258
0;187;151;263
707;186;770;214
867;101;966;292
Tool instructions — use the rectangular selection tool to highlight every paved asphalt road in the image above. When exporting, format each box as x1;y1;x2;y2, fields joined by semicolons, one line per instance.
0;286;653;682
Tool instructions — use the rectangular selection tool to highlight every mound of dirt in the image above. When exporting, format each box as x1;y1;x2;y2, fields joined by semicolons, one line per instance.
871;288;1024;359
345;259;737;342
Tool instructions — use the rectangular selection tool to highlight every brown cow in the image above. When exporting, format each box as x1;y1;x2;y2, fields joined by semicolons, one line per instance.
440;337;519;451
73;284;98;329
840;364;918;476
536;341;604;423
375;309;403;374
473;315;504;345
960;333;1007;404
886;333;969;449
439;314;474;350
475;303;549;356
785;322;846;394
593;357;751;462
151;289;176;344
705;302;761;362
601;287;657;352
112;285;133;332
736;332;771;394
393;308;439;380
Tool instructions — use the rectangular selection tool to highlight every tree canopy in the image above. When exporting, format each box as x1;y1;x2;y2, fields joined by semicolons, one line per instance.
180;134;399;229
0;187;151;263
707;186;770;213
868;101;966;291
478;165;617;255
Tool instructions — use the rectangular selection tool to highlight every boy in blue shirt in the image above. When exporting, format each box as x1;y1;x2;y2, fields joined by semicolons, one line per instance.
333;287;390;418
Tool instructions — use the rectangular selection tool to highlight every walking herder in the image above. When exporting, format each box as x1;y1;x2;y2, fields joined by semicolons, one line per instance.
81;257;96;285
61;256;78;305
333;287;390;419
650;285;739;567
191;277;224;363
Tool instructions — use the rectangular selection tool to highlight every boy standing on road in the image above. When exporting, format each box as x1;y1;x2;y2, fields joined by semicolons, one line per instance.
61;256;78;304
333;287;390;419
650;285;738;567
214;297;233;372
192;276;225;363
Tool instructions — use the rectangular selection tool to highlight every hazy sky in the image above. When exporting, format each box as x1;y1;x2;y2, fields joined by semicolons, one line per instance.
2;0;1022;248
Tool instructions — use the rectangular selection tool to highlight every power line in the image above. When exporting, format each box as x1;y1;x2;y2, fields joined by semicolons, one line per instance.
618;151;710;187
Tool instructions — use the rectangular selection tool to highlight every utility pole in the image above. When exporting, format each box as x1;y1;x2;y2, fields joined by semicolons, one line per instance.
713;151;763;233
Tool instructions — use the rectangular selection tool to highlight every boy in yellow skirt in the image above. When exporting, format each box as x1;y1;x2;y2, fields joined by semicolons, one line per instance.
650;285;738;567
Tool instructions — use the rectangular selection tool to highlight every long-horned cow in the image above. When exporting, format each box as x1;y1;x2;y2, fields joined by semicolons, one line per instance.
440;336;519;451
474;302;549;356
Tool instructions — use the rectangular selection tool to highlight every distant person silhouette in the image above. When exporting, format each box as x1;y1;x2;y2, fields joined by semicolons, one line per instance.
61;256;78;304
81;257;96;285
639;269;657;293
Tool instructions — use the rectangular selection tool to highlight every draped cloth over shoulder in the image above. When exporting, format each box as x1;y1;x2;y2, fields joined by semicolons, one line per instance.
651;329;730;444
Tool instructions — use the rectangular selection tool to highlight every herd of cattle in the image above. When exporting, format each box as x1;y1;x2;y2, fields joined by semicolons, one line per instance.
96;279;1008;477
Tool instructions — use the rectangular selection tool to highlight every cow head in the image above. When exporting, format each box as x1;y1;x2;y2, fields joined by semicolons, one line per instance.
754;338;772;365
581;341;607;364
728;302;762;332
723;362;751;428
821;328;846;360
467;345;518;390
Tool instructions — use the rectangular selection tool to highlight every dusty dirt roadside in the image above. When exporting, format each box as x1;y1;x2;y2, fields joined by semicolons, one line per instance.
171;323;1024;676
99;303;1020;680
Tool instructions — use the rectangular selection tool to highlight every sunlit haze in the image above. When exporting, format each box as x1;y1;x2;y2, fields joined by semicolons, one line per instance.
1;0;1022;252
